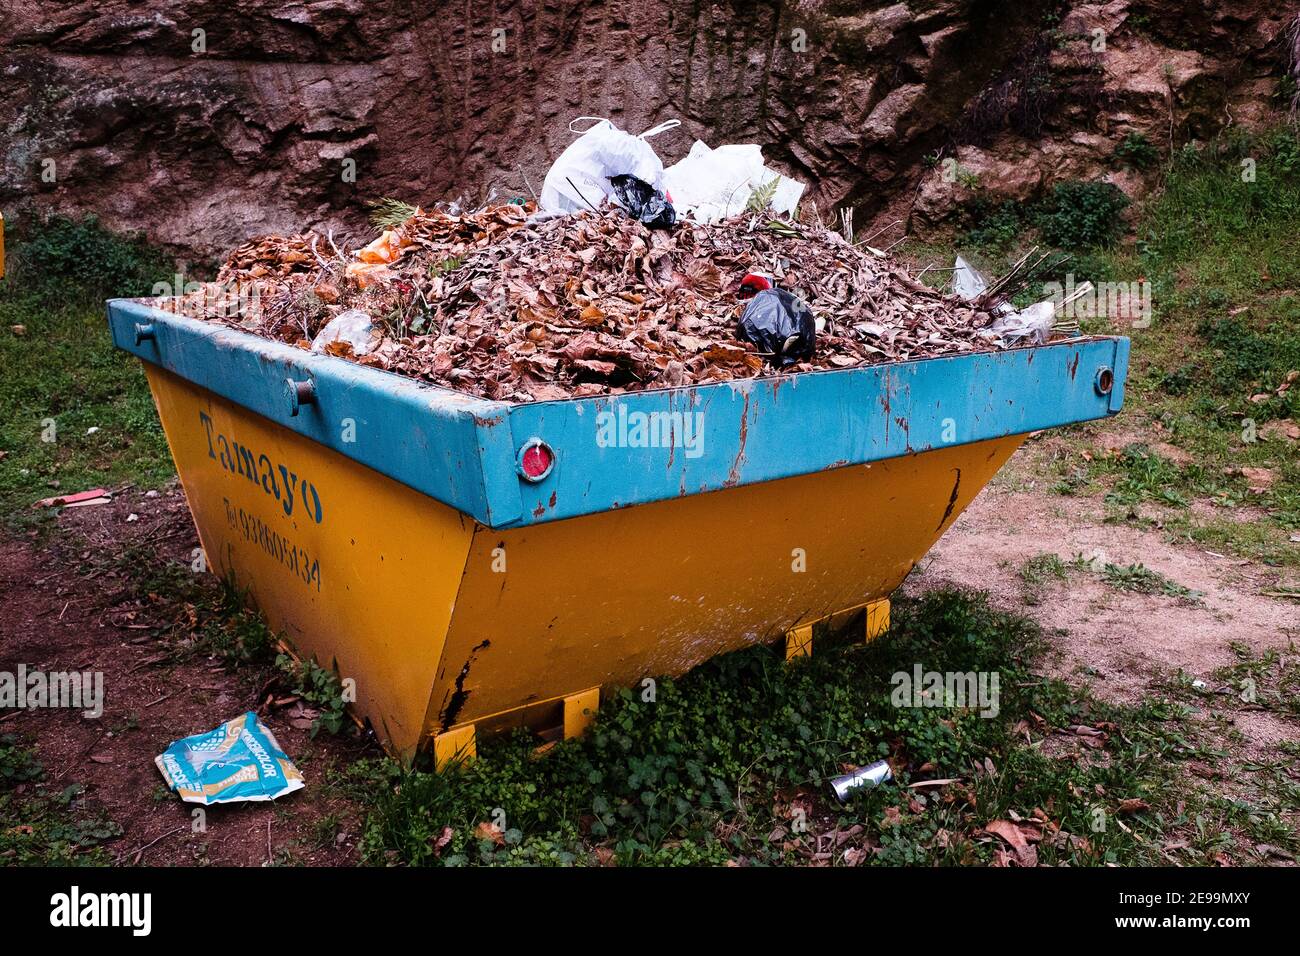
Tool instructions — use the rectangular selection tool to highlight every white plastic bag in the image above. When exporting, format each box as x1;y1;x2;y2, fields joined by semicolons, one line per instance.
988;278;1100;345
987;300;1056;345
540;117;680;214
951;255;990;301
312;308;378;355
662;141;804;224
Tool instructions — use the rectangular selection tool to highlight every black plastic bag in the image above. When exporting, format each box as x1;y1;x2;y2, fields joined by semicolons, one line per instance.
608;174;676;229
737;288;817;367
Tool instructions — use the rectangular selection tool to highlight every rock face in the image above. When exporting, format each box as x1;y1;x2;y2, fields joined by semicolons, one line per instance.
0;0;1294;259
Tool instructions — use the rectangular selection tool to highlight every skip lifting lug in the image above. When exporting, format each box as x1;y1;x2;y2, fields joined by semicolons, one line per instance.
285;377;317;417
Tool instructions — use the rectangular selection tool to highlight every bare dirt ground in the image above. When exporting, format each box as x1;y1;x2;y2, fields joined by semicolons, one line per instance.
913;485;1296;696
907;448;1299;766
0;485;375;866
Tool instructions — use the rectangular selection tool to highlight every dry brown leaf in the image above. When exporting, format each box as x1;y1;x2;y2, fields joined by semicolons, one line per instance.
983;820;1040;866
430;826;454;856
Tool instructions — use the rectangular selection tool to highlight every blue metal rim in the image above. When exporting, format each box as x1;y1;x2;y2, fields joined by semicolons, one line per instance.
108;299;1130;530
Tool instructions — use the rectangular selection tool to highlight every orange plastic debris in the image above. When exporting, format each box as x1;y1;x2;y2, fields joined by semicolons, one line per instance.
356;229;412;264
345;261;398;289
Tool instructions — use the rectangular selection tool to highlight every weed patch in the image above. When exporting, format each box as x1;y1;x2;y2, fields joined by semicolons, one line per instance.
352;588;1243;867
0;736;121;865
276;655;350;737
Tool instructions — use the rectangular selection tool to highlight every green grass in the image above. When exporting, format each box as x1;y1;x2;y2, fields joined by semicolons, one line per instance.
1099;561;1200;600
936;126;1300;566
1017;552;1070;605
0;736;122;866
1114;132;1160;171
101;539;350;738
0;215;176;525
1018;551;1199;605
1089;133;1300;539
77;533;283;672
276;654;350;738
959;180;1129;254
332;588;1270;867
1213;642;1300;720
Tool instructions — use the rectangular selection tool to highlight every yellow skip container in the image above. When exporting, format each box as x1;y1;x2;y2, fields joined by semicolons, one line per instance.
110;299;1128;762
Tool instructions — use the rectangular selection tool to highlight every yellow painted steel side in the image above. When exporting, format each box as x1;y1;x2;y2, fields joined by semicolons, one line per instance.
865;598;891;641
785;625;813;660
145;364;1023;760
425;435;1023;740
433;725;476;770
563;687;601;739
145;367;474;759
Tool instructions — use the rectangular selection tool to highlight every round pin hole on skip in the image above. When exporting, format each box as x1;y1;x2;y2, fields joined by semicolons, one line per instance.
1094;366;1114;396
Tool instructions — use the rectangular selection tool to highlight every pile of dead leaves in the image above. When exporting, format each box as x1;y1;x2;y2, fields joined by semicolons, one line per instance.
157;202;1019;403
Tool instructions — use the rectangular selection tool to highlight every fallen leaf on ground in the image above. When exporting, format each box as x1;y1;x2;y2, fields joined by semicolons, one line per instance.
430;826;454;856
982;820;1041;866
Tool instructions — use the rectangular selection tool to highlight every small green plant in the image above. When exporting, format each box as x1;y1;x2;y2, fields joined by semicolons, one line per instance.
1018;553;1070;605
1016;550;1200;604
1272;127;1300;175
1034;180;1130;250
1197;313;1300;395
1156;364;1196;396
962;196;1030;251
1099;562;1200;600
1272;74;1298;112
1114;132;1159;170
1213;644;1300;718
3;214;172;300
311;812;345;849
367;198;420;229
428;255;463;277
185;578;278;666
277;654;349;737
0;735;43;786
1105;443;1191;508
745;178;780;213
1020;552;1069;583
0;783;122;865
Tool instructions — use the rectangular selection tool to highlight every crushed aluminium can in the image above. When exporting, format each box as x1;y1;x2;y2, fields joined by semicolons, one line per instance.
155;711;305;805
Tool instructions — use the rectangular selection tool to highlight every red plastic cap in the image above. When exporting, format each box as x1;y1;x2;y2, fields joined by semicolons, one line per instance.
738;273;773;298
518;440;555;482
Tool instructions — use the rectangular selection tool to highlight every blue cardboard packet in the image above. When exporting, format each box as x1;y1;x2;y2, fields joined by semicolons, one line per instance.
155;711;305;805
